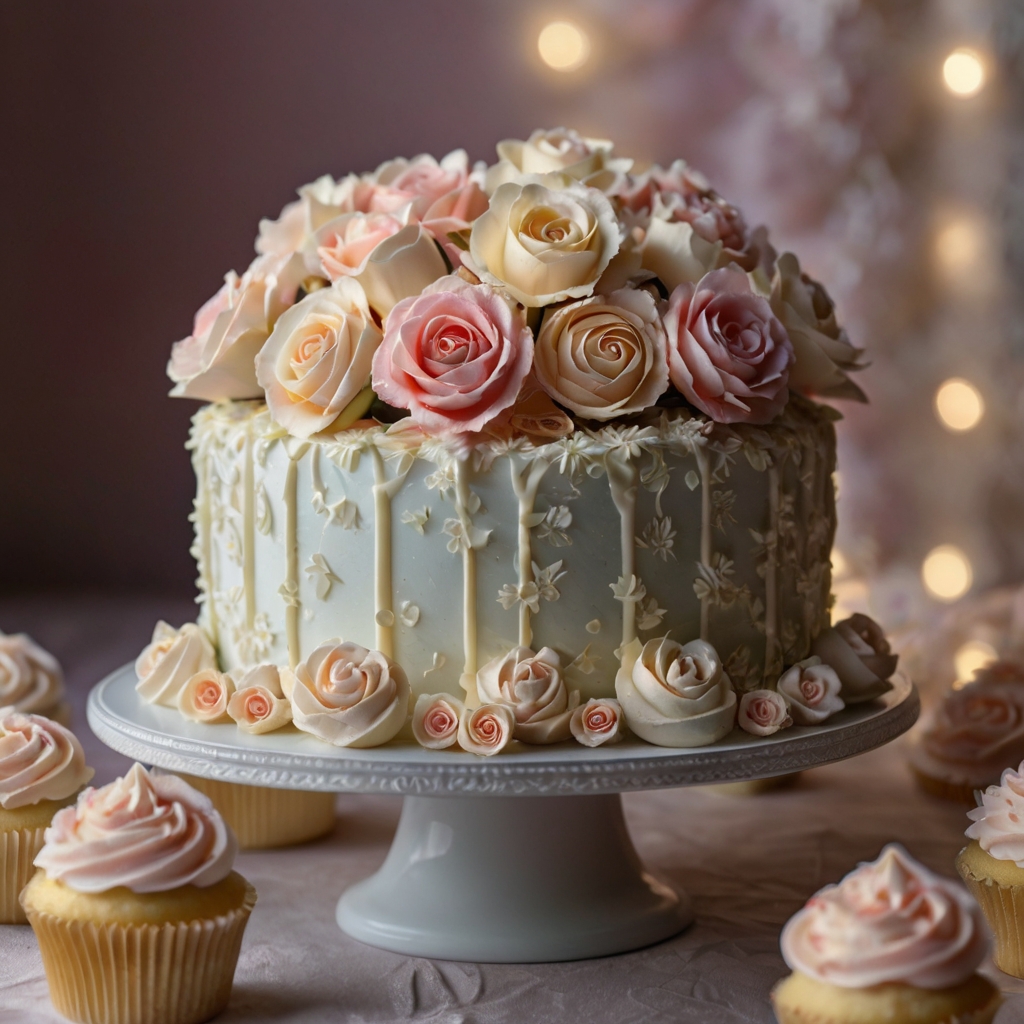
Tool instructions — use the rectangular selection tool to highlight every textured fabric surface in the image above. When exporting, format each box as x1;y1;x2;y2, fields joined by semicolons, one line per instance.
1;594;1024;1023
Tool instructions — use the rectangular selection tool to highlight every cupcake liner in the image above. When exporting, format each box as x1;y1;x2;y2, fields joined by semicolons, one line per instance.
24;881;256;1024
0;825;47;924
958;867;1024;979
910;766;979;805
179;775;335;849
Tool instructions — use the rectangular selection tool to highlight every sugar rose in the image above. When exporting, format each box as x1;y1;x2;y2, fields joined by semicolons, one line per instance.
615;637;736;747
372;276;534;435
370;149;473;217
534;287;669;421
309;211;406;280
177;668;234;724
776;657;845;725
812;613;896;704
411;693;464;750
738;689;792;736
0;631;65;715
255;277;382;438
570;698;625;748
168;252;305;402
135;621;216;708
457;703;516;756
287;640;410;748
469;172;623;307
665;267;794;425
476;646;579;744
488;128;625;188
771;252;865;401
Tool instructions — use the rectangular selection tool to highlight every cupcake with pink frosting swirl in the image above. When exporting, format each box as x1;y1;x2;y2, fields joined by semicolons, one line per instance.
958;762;1024;979
773;844;999;1024
0;710;93;923
21;763;256;1024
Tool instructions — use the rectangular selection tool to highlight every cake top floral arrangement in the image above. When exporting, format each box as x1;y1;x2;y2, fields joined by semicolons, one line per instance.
166;127;866;439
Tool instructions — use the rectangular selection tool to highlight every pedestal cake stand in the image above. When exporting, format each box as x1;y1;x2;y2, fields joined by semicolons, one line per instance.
88;664;918;963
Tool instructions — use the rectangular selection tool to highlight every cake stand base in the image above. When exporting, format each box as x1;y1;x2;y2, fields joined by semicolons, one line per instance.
337;792;689;962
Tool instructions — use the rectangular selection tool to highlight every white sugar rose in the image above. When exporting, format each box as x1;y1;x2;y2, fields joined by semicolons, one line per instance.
640;199;724;294
737;689;792;736
412;693;464;750
457;703;516;756
0;631;65;715
469;172;623;307
370;149;474;217
177;669;234;723
771;252;866;401
570;698;625;748
487;128;628;189
255;277;382;438
614;637;736;747
776;657;845;725
534;287;669;421
812;613;896;704
287;640;410;748
135;621;216;708
476;646;579;744
167;251;305;402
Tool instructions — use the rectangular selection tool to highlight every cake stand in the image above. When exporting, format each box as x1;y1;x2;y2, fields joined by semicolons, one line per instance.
88;665;918;963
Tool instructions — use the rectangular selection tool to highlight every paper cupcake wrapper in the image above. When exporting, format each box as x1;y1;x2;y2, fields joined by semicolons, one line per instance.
25;883;256;1024
959;869;1024;979
0;825;47;924
910;766;978;805
179;775;335;849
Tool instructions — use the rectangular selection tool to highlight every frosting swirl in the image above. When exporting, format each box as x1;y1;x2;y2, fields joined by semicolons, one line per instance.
135;621;217;708
0;710;93;810
966;764;1024;866
781;844;987;989
35;763;235;894
0;631;65;714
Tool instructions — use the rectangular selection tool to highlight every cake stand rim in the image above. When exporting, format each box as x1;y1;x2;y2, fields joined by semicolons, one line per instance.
87;663;919;796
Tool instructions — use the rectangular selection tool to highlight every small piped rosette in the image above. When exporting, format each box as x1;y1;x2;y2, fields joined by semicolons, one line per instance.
773;844;999;1024
21;764;256;1024
614;637;735;748
0;710;93;923
958;763;1024;979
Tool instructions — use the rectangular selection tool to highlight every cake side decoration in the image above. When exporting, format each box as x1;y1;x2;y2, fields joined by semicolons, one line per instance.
135;620;216;707
570;698;625;747
457;703;515;756
775;657;844;726
286;639;410;747
412;693;464;750
737;689;792;737
773;845;999;1024
177;668;234;723
0;631;66;717
811;612;896;704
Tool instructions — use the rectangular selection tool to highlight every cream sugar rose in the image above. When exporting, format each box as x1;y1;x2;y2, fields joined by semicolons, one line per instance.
149;127;896;754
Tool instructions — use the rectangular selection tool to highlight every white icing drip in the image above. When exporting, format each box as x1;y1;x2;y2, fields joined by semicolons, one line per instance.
606;452;639;649
695;446;712;640
455;459;479;703
200;448;219;648
283;455;300;669
243;426;256;635
511;456;552;647
765;463;781;679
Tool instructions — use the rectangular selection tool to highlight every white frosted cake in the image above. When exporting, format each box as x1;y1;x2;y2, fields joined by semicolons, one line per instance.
140;128;895;754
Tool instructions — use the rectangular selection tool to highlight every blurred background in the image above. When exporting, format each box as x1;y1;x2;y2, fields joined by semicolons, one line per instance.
2;0;1022;691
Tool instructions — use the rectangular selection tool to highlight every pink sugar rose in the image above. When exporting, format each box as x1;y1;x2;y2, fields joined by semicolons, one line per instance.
665;267;794;424
371;150;471;216
420;181;489;265
313;212;405;280
371;275;534;435
738;689;793;737
412;693;464;750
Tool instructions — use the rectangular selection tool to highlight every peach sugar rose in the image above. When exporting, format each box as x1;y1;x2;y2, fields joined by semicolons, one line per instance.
738;689;792;737
372;275;534;435
412;693;464;750
457;703;516;756
177;668;234;724
570;698;625;748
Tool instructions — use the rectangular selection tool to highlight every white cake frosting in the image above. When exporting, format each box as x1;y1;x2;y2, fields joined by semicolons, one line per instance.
190;395;835;702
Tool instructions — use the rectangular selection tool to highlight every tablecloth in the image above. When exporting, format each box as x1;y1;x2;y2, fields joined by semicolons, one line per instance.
1;593;1023;1024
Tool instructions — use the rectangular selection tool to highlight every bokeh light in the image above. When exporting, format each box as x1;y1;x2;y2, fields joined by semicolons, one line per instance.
935;378;984;432
942;48;985;97
952;639;998;687
934;216;983;276
538;20;590;72
922;545;973;601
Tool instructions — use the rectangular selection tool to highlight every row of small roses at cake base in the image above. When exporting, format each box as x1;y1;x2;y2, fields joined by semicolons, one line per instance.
135;611;898;752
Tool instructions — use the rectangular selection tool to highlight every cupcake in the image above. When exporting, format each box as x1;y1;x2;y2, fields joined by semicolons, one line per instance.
0;709;93;922
772;844;999;1024
909;664;1024;803
958;762;1024;977
22;763;256;1024
0;630;71;724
